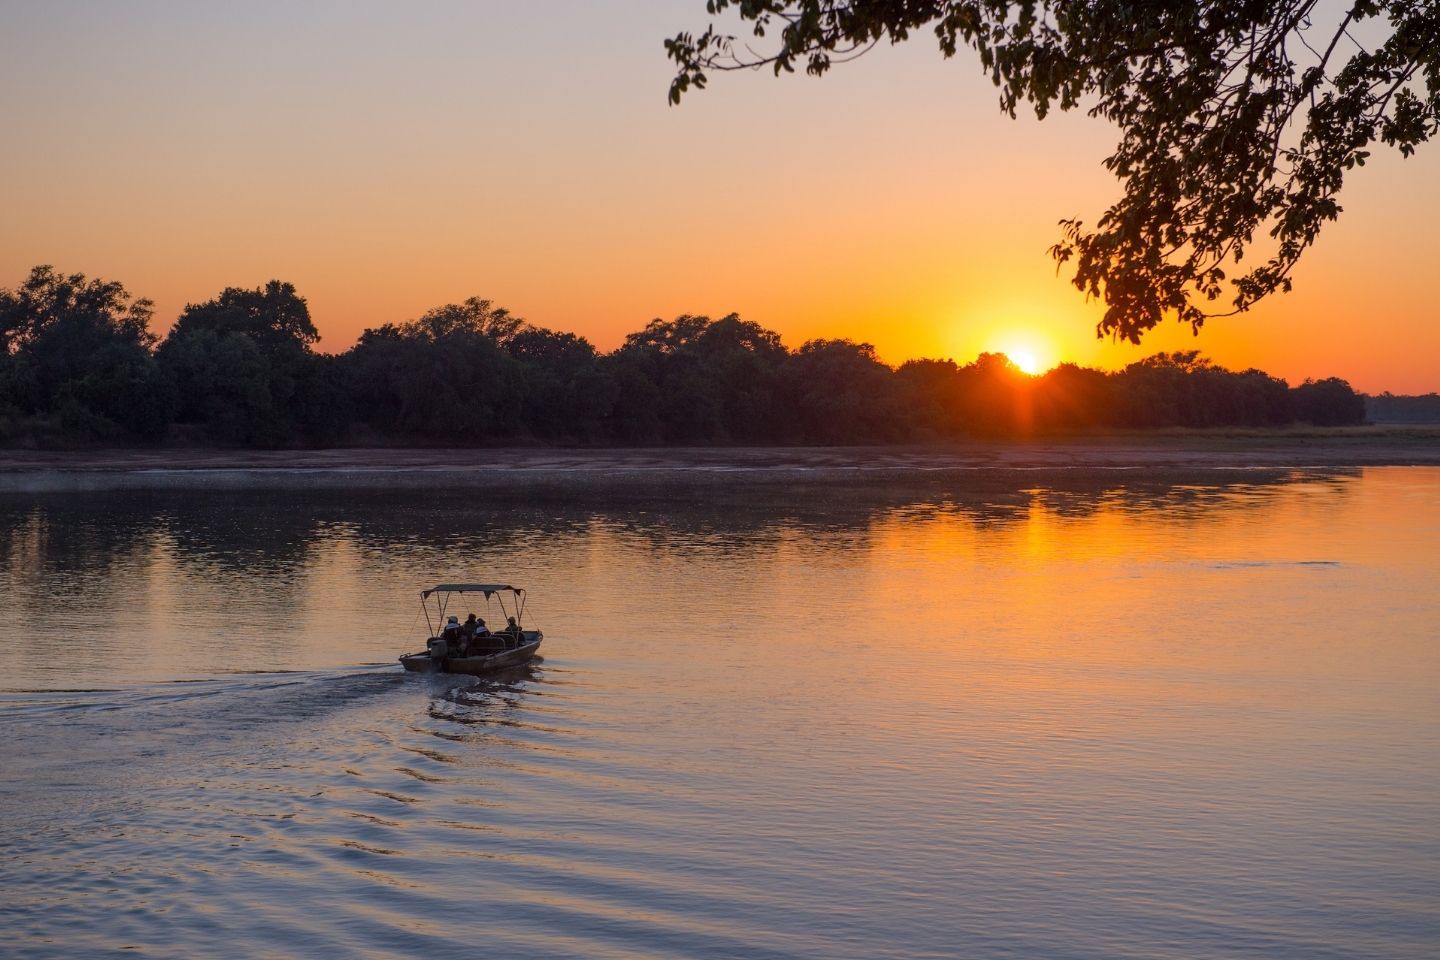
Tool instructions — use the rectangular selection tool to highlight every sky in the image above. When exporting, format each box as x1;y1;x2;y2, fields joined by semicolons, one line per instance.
1;0;1436;392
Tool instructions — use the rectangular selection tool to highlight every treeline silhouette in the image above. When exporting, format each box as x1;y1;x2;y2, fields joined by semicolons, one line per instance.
0;266;1371;448
1366;392;1440;424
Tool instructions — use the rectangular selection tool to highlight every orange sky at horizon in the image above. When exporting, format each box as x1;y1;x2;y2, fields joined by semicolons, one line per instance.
2;2;1436;393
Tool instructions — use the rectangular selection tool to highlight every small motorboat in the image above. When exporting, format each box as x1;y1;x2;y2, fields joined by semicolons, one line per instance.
399;583;543;675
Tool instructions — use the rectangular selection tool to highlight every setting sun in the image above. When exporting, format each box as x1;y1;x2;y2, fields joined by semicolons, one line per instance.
1007;350;1042;375
987;331;1055;375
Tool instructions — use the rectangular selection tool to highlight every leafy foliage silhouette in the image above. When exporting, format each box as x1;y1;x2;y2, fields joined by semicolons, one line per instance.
666;1;1439;342
0;267;1375;448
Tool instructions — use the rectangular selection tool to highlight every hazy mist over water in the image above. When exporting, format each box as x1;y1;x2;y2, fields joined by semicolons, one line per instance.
1;468;1437;958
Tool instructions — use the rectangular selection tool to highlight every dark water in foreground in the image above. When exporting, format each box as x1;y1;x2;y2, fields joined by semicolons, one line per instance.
1;468;1437;959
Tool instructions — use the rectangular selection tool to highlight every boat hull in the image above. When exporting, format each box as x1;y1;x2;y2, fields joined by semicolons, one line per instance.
400;634;542;675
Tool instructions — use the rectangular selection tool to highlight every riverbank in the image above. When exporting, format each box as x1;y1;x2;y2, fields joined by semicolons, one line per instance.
1;428;1438;492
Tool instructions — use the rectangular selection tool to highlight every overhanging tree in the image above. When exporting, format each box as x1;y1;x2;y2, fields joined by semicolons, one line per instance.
666;1;1439;342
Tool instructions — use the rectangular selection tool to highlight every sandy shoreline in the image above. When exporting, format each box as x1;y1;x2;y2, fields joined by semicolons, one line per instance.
1;432;1437;492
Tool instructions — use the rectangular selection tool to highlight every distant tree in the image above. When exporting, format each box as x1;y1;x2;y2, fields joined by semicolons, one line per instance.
954;352;1034;435
694;314;787;360
508;326;593;366
1129;351;1214;375
158;280;348;445
1227;369;1296;426
620;314;715;354
608;317;714;442
508;327;616;441
1366;391;1440;423
668;2;1440;342
157;330;287;445
62;341;176;440
1292;376;1367;425
344;302;524;442
168;280;318;354
0;349;15;413
896;358;965;435
1112;352;1212;427
779;338;907;443
609;327;725;442
411;297;527;347
290;352;355;445
1109;351;1298;428
600;349;666;442
606;314;789;442
691;315;788;441
0;266;171;438
0;265;155;386
1034;363;1113;431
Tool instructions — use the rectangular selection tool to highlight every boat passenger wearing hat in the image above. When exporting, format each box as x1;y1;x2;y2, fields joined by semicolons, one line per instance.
442;615;463;655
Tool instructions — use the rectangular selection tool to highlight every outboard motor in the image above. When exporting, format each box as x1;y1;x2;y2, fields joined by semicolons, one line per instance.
428;637;449;660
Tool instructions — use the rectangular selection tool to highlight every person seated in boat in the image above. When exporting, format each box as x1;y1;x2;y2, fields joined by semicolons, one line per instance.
459;613;479;654
469;618;493;650
500;616;522;647
459;617;491;653
441;615;463;655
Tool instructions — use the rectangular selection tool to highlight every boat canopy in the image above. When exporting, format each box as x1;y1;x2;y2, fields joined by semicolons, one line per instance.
422;583;523;599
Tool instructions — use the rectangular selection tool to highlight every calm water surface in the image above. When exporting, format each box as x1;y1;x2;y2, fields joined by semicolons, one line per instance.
1;468;1437;958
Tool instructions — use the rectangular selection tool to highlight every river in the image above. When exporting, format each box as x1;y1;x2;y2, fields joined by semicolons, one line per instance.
1;467;1436;958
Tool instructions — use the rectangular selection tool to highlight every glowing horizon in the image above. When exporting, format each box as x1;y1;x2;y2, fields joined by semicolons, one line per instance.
1;3;1436;393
